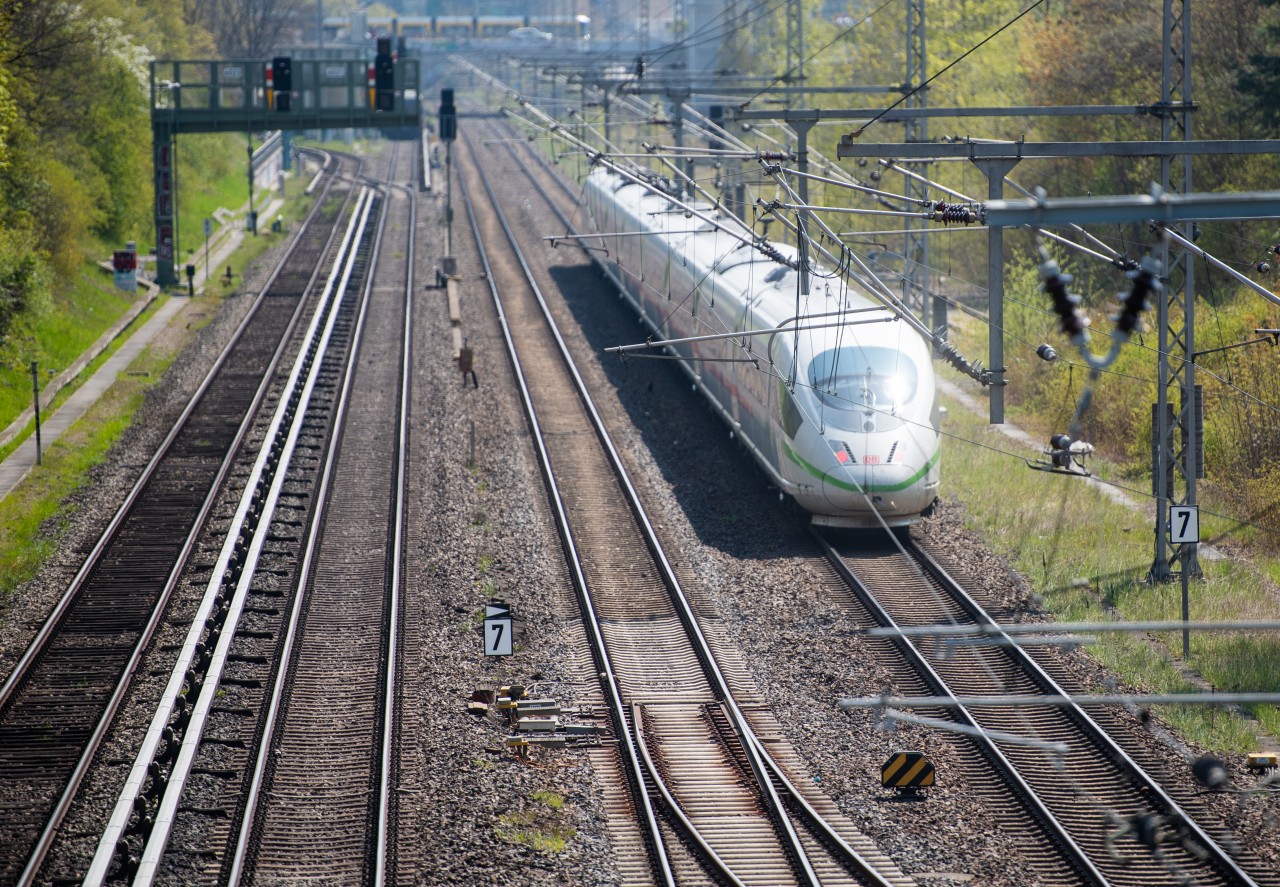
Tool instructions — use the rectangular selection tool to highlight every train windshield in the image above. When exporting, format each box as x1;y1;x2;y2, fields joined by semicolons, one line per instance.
807;346;918;431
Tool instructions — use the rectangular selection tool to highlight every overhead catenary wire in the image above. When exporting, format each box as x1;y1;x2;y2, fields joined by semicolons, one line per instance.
468;51;1280;551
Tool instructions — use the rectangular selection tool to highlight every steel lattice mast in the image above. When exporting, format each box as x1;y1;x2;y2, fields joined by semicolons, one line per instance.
1151;0;1199;605
903;0;933;329
785;0;803;107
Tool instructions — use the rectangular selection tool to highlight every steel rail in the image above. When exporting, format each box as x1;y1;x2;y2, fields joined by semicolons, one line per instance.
99;186;380;886
631;704;747;887
222;186;385;885
9;154;357;887
907;541;1260;885
463;117;846;887
491;117;902;887
455;131;678;887
813;530;1108;884
376;158;417;887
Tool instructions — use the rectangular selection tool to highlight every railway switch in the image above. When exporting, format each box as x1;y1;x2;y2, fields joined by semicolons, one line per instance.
516;717;558;732
880;750;935;792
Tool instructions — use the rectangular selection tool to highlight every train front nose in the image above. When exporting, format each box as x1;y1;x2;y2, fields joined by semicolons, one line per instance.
815;441;934;525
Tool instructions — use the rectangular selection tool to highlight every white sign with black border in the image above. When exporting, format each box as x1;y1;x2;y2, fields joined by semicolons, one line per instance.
1169;505;1199;544
484;602;512;657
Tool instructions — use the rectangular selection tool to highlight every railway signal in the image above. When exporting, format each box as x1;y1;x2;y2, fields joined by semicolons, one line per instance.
374;38;395;111
270;57;292;111
439;88;456;141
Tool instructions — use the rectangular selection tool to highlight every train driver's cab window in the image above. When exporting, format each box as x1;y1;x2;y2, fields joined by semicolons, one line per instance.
808;346;918;431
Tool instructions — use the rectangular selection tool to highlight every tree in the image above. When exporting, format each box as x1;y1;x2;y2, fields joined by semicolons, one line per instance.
189;0;311;58
1238;0;1280;129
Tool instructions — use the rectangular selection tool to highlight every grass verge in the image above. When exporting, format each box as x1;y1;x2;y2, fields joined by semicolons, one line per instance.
0;340;171;606
938;372;1280;753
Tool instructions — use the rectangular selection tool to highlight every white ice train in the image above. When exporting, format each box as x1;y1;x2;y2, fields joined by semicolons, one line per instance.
583;167;942;528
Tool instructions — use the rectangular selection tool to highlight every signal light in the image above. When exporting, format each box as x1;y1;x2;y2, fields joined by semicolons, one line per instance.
439;88;457;141
271;57;292;112
374;41;395;111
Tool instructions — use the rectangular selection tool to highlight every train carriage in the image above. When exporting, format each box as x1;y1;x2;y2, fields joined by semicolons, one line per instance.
585;167;941;528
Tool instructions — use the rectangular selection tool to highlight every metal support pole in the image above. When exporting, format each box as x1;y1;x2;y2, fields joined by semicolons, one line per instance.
603;87;613;150
152;120;178;288
794;115;817;295
670;88;693;183
973;158;1019;424
904;0;934;331
785;0;803;108
446;139;453;254
30;360;42;467
247;136;256;236
1151;0;1198;586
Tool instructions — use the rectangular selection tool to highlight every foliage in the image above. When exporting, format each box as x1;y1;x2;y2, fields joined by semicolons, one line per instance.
1236;0;1280;130
0;0;223;344
187;0;311;58
0;226;49;336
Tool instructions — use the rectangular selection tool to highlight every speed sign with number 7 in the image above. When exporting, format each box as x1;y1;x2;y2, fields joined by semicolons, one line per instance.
1169;505;1199;544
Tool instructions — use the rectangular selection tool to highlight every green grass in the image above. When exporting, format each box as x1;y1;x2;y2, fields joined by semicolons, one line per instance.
495;791;576;853
173;133;261;267
0;343;165;605
938;375;1280;752
0;271;138;427
531;790;566;809
0;294;170;464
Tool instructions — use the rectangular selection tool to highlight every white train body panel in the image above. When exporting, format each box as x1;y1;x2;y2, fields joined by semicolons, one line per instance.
584;168;941;528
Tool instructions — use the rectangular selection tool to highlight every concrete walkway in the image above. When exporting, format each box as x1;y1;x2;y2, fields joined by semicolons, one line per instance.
0;297;188;497
0;194;285;502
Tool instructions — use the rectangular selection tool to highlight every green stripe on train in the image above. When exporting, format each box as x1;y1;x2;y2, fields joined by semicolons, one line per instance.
782;440;940;493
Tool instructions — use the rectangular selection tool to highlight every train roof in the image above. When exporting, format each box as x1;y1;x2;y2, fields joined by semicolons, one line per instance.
592;168;889;324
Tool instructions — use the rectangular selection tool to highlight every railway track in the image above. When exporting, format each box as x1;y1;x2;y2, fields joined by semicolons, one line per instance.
467;100;1272;886
822;531;1264;887
0;152;362;886
456;113;911;887
57;144;417;886
225;144;414;886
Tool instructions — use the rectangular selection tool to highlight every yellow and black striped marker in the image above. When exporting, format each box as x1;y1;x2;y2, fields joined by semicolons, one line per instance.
881;750;935;791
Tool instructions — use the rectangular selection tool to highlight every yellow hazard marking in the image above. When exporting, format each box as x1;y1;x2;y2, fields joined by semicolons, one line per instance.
881;751;935;788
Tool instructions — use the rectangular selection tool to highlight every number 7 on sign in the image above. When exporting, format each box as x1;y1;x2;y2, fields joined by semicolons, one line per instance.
1169;505;1199;545
485;617;513;656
